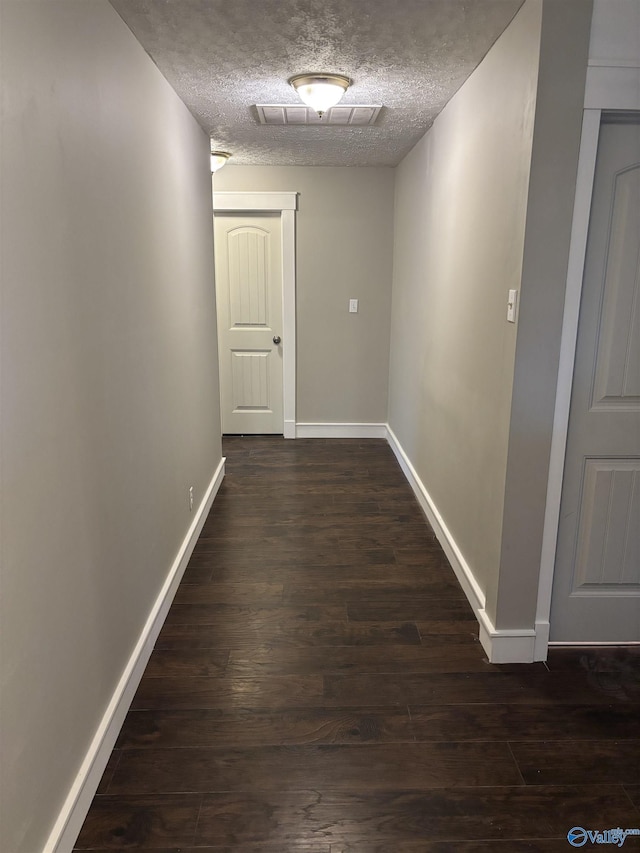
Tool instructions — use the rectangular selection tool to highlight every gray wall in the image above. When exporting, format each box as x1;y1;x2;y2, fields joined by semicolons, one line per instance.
214;166;395;424
387;0;592;630
388;0;542;598
492;0;593;629
0;3;222;851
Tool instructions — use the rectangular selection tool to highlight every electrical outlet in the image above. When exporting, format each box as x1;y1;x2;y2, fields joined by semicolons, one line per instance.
349;298;359;313
189;486;194;511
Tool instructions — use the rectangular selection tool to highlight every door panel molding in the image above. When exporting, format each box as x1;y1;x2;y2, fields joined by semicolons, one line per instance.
226;226;270;327
590;164;640;410
213;191;298;438
573;458;640;591
230;350;272;412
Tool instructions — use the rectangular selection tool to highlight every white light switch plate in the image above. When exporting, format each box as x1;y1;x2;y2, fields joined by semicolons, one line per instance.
507;289;518;323
349;299;358;313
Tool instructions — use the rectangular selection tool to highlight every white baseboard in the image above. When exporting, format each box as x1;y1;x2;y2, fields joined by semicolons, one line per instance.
386;425;542;664
284;419;296;439
534;620;551;661
549;640;640;647
386;425;486;617
296;422;388;439
44;457;226;853
478;609;537;663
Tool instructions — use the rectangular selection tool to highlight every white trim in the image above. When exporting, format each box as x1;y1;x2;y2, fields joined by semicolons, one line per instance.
478;609;537;664
281;209;296;438
588;59;640;69
549;640;640;647
385;426;486;616
534;619;551;661
296;422;388;439
213;191;297;211
44;458;226;853
585;66;640;110
212;192;297;438
536;110;602;660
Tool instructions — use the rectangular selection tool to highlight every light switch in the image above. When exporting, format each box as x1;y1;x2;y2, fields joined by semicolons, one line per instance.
507;289;518;323
349;299;359;313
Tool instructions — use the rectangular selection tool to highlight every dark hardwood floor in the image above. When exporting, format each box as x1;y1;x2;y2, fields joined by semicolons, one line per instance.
75;437;640;852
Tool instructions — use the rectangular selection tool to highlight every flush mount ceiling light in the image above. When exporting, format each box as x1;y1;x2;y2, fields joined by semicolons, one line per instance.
210;150;231;172
289;73;351;117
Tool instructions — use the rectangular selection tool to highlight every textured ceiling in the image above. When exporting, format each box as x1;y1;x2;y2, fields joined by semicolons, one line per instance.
109;0;525;167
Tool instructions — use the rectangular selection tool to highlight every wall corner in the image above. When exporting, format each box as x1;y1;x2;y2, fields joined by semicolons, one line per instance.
490;0;593;644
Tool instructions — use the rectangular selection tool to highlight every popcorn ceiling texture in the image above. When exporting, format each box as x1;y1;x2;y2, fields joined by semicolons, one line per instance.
109;0;524;166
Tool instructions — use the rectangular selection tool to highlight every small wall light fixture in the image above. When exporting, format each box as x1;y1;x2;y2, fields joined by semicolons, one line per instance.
210;150;231;172
289;73;351;117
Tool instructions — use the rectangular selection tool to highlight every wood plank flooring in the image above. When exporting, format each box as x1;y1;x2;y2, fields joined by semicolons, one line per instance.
75;437;640;852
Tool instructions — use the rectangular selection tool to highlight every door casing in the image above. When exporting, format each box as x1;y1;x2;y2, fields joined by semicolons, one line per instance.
213;191;298;438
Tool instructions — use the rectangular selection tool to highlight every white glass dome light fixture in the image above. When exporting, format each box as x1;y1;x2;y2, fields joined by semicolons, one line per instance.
289;73;351;117
210;150;231;172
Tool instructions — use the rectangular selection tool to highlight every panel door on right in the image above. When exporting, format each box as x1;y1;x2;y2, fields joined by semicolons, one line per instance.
551;118;640;642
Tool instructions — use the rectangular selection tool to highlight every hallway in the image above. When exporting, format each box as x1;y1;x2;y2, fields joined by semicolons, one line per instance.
75;438;640;851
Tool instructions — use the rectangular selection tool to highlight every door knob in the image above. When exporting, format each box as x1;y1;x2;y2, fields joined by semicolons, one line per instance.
273;335;281;345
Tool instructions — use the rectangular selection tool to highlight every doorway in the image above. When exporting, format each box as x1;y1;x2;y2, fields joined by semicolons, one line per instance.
212;191;298;437
215;213;283;434
550;116;640;642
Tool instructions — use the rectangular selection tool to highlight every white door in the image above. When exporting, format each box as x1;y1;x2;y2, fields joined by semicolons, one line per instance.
214;213;284;434
551;118;640;642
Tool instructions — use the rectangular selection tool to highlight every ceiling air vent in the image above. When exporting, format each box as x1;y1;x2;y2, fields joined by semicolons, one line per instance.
256;104;382;126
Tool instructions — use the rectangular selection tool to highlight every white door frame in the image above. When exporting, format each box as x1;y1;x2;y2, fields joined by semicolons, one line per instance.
213;191;298;439
535;57;640;659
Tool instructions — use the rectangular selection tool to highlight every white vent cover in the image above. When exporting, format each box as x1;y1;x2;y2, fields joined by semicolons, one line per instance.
256;104;382;126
